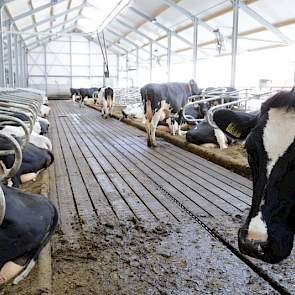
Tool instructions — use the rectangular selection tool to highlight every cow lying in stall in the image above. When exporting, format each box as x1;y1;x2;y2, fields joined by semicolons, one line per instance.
184;87;240;149
213;88;295;264
0;183;58;286
0;104;53;187
0;102;57;286
96;87;114;118
141;79;200;147
122;103;145;120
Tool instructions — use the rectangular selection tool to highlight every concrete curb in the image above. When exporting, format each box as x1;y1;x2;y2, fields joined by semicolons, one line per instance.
86;103;252;179
38;170;52;295
21;170;52;295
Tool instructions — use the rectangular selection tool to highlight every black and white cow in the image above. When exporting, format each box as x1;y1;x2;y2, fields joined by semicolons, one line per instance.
213;88;295;263
186;121;233;149
0;184;58;285
70;88;80;102
98;87;114;118
141;80;200;147
0;142;54;187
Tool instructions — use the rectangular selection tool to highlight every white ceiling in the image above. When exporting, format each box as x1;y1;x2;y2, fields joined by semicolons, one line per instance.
3;0;295;58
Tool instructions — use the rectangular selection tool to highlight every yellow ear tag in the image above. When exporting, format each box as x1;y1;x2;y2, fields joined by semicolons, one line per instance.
226;122;242;138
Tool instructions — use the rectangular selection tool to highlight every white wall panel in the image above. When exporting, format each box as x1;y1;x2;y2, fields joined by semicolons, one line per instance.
71;41;89;54
28;36;119;95
47;65;71;76
72;66;90;76
47;53;70;66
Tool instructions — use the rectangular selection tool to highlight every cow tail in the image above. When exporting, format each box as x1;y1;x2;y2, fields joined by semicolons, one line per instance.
145;89;153;122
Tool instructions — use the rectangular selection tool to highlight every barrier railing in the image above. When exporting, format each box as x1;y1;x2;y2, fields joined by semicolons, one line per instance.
206;90;280;129
183;88;252;124
114;87;141;106
0;89;43;182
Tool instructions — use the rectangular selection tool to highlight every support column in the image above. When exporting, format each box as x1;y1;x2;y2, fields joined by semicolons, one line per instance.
149;42;152;82
14;32;19;87
230;0;239;88
136;47;139;87
167;30;172;82
44;44;48;95
192;17;198;81
88;39;91;82
103;61;106;87
24;48;28;87
0;5;5;87
69;35;73;88
7;20;13;87
19;42;24;87
116;54;119;87
126;53;129;88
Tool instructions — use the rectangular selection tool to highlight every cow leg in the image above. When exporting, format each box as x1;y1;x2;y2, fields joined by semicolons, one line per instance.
145;120;152;147
214;128;228;149
109;98;113;117
172;120;179;136
166;117;173;134
150;102;165;147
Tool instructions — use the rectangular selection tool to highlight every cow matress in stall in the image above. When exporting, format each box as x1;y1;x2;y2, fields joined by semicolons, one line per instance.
0;89;58;287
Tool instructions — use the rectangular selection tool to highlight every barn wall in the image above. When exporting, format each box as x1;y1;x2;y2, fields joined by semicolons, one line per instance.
28;35;119;96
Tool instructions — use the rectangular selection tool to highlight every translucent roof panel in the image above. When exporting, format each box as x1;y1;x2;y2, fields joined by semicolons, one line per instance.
3;0;294;55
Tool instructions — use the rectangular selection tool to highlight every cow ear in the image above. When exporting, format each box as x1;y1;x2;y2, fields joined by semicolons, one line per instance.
213;109;257;140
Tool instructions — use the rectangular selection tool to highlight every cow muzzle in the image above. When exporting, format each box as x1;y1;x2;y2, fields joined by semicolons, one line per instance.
238;227;291;264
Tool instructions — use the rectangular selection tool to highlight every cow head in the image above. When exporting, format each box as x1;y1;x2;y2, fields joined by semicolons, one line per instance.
188;79;200;96
213;89;295;264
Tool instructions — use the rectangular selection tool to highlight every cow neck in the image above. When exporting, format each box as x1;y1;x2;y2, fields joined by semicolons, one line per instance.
187;83;192;96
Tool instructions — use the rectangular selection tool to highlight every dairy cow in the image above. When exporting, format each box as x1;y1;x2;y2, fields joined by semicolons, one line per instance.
186;121;233;149
141;80;200;147
98;87;114;118
0;141;54;187
0;184;58;286
213;88;295;263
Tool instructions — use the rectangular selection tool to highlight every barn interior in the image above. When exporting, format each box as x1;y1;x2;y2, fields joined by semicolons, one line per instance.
0;0;295;294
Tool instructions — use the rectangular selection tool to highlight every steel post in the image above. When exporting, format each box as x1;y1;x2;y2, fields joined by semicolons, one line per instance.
167;30;171;82
230;0;239;88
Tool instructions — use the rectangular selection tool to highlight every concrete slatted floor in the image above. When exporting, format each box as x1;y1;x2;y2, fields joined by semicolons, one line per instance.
48;100;295;294
49;101;253;242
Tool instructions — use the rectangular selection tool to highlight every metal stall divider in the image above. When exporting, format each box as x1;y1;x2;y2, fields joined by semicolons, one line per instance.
206;89;285;129
0;89;43;184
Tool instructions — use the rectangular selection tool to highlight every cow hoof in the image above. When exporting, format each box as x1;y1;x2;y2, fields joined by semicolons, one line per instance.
0;261;24;286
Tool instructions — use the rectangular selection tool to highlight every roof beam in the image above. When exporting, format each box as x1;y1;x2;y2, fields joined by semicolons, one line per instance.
239;0;292;44
21;3;85;32
27;24;75;49
128;7;193;47
158;0;215;33
28;0;40;43
62;0;73;31
115;18;167;50
84;35;123;56
106;28;159;58
5;0;68;24
28;34;63;52
24;15;79;42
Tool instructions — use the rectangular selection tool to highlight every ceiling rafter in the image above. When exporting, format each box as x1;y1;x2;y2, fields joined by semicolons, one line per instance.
115;18;167;50
4;0;68;25
239;0;292;44
28;0;40;43
24;15;79;42
62;0;73;32
21;3;86;32
27;24;76;50
106;28;159;58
